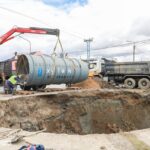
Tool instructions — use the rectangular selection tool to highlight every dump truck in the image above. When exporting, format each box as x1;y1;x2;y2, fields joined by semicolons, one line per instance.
88;58;150;89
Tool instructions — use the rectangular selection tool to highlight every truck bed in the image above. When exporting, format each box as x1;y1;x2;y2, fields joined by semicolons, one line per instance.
105;61;150;75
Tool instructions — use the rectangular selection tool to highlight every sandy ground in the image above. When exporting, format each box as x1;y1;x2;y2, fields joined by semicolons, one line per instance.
0;128;150;150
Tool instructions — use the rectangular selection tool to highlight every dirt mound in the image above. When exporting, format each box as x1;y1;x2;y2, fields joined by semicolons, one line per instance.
72;77;115;89
72;78;101;89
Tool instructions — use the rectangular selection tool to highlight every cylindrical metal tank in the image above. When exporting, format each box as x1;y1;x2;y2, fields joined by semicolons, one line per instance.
17;54;89;86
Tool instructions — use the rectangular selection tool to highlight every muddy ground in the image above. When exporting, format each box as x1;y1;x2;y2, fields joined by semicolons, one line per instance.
0;89;150;134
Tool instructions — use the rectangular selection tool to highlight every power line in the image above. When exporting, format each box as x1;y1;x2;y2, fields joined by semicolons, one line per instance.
0;6;84;39
0;6;47;26
1;6;150;56
68;38;150;55
91;39;150;51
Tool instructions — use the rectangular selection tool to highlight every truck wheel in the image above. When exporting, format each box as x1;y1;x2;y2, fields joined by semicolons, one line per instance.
124;78;136;89
138;78;150;89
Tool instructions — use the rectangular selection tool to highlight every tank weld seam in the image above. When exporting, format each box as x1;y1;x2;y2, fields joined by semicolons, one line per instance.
62;58;68;83
29;55;35;84
74;58;82;82
50;56;57;83
39;55;47;85
68;58;76;83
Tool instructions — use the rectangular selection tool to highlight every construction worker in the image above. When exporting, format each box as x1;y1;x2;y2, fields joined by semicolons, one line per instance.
4;74;21;94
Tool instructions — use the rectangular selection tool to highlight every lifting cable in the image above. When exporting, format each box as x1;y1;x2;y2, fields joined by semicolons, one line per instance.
52;36;64;55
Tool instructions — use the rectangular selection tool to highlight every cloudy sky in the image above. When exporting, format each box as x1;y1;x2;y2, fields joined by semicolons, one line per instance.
0;0;150;61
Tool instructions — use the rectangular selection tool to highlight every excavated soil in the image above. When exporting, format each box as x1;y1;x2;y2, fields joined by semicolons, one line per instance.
72;78;101;89
72;77;114;89
0;89;150;134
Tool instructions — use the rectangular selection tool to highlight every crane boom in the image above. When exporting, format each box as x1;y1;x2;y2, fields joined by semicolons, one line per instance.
0;27;60;45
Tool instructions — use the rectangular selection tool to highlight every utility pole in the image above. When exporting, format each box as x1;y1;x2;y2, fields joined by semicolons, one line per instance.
84;38;93;60
127;41;136;62
133;43;136;62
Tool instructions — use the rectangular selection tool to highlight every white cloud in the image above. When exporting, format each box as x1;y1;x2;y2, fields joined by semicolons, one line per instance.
0;0;150;61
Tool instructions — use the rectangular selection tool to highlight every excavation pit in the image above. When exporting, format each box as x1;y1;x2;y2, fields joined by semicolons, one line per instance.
0;89;149;134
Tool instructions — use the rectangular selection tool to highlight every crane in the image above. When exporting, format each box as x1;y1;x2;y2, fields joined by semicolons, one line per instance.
0;26;62;91
0;26;60;45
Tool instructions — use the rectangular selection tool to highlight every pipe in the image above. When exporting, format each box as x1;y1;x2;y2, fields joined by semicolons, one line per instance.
17;54;89;86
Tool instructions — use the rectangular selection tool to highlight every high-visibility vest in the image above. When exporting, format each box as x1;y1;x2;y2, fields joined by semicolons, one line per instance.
8;75;17;85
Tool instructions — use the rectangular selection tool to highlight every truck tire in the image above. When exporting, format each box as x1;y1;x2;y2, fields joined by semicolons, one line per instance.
124;78;136;89
138;78;150;89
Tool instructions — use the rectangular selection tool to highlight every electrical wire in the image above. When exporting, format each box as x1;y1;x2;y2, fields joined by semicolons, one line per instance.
68;38;150;55
92;39;150;51
0;6;84;39
1;6;150;56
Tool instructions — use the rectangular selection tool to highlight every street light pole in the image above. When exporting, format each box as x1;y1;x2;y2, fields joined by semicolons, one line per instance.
18;35;32;54
84;38;93;60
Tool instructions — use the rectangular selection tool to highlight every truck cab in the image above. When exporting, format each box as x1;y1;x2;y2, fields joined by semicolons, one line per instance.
87;58;105;78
